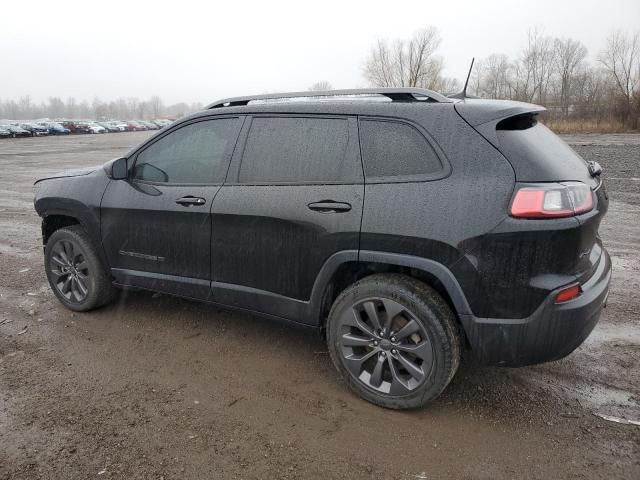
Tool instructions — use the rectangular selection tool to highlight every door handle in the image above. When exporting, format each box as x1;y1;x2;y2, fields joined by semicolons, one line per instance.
176;196;206;206
307;201;352;213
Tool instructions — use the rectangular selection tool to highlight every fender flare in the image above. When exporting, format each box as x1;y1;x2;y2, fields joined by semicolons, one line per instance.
35;200;109;270
306;250;472;326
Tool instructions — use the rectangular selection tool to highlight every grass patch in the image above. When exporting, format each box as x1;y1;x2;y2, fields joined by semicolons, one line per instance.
543;118;638;134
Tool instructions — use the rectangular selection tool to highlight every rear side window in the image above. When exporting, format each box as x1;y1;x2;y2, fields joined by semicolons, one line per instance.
359;120;442;179
133;118;239;184
238;117;356;183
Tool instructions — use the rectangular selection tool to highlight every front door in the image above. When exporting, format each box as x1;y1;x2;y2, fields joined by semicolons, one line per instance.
101;116;243;299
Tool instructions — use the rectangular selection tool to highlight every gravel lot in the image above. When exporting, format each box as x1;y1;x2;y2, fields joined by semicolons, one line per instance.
1;132;638;479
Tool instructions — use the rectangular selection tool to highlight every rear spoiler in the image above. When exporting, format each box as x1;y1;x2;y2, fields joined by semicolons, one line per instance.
454;99;546;127
454;99;546;148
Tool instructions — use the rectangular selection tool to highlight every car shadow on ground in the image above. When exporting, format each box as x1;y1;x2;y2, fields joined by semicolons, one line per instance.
90;288;563;422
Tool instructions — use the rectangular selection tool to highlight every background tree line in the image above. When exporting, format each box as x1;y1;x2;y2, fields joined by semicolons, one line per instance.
363;27;640;131
2;27;638;132
0;95;202;121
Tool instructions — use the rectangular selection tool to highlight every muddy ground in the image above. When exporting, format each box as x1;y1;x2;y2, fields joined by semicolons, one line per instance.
0;132;638;479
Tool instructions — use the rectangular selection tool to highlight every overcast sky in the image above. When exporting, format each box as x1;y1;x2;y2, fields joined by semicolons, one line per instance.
2;0;638;105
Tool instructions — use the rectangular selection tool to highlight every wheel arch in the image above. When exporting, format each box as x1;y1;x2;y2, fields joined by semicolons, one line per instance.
37;201;110;271
41;213;82;245
310;250;472;330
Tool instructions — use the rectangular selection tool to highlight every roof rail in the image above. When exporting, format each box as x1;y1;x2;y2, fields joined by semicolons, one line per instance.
206;88;453;109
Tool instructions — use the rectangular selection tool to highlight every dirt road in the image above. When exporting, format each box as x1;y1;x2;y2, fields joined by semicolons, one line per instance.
1;133;638;479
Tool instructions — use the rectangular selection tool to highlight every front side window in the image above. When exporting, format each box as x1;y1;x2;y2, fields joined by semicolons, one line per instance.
133;118;239;184
359;120;442;179
238;116;357;183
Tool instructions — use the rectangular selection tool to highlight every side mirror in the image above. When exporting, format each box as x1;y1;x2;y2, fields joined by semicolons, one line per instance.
105;157;128;180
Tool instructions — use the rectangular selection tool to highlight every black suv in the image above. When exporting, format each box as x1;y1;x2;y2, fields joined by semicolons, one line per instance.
34;88;611;409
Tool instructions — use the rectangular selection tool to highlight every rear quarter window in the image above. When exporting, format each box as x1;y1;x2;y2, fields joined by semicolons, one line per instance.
359;119;443;181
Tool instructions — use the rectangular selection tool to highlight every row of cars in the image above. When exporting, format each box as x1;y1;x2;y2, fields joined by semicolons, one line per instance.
0;119;173;138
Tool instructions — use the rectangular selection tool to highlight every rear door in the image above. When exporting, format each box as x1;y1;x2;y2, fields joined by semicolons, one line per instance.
101;116;242;299
210;115;364;320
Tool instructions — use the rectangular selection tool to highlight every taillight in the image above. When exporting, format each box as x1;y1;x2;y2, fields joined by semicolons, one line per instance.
510;182;594;219
555;284;581;303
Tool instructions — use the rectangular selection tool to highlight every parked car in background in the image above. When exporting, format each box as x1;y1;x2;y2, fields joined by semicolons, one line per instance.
40;122;71;135
3;124;32;138
126;121;147;131
139;120;159;130
0;118;171;138
0;126;11;138
20;123;49;136
63;121;92;134
86;122;107;134
98;122;121;133
153;119;173;128
113;121;129;132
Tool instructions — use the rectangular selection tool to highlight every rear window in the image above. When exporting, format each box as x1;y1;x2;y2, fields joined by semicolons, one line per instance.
496;116;592;183
238;117;358;184
359;120;442;179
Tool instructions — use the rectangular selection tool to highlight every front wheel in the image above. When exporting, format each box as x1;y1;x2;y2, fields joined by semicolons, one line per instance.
327;274;461;409
45;226;115;311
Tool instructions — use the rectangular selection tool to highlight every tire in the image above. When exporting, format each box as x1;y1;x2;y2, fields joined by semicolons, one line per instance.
45;225;116;312
327;273;461;409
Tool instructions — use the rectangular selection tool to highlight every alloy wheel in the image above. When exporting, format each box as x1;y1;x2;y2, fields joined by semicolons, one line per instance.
49;239;90;303
338;297;434;395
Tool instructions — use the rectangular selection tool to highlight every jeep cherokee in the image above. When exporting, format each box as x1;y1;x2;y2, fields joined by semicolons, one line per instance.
34;88;611;409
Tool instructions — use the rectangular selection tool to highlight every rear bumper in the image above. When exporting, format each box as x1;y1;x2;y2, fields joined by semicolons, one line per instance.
459;247;611;366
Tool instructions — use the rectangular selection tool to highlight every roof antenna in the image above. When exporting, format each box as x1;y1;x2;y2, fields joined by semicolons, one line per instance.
449;58;475;99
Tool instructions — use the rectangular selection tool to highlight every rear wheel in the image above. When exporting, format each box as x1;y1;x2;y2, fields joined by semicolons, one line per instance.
327;274;461;409
45;226;115;311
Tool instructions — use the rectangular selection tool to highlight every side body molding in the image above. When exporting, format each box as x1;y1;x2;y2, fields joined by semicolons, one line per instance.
110;250;471;329
212;250;360;326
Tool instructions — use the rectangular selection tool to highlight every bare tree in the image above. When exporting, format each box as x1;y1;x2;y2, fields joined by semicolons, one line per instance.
516;30;557;104
92;97;108;120
308;81;333;91
5;100;19;119
137;101;148;119
18;96;32;120
578;67;612;121
554;38;588;117
116;98;129;119
476;54;512;99
79;100;91;119
599;31;640;127
469;58;484;96
363;27;444;89
434;77;461;94
47;97;65;118
127;97;139;119
165;102;190;118
149;95;164;118
0;94;188;121
66;97;78;118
